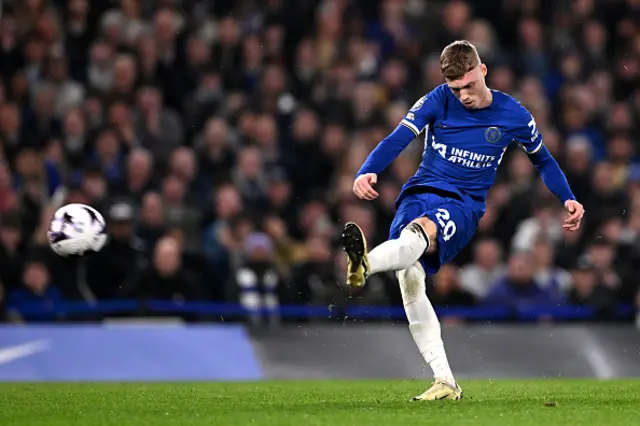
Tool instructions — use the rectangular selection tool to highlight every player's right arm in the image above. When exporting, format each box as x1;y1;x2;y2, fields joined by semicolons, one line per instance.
353;86;445;200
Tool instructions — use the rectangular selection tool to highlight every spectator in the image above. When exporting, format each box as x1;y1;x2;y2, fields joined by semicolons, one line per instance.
292;235;341;306
182;70;224;132
202;184;243;293
27;83;61;146
160;173;202;250
554;224;587;271
136;192;167;251
568;257;617;318
82;92;105;131
107;53;137;104
373;180;401;239
196;117;236;189
0;211;24;292
130;236;203;305
484;251;566;309
17;174;47;244
86;201;145;301
62;108;90;170
0;103;26;164
112;148;155;203
134;85;183;165
459;238;504;299
93;127;124;185
45;54;85;116
607;133;635;188
87;39;115;93
108;101;139;151
585;161;627;237
253;114;280;167
429;264;476;308
264;168;297;229
80;164;109;212
511;198;563;252
233;146;268;211
168;146;199;203
101;0;147;47
64;0;96;83
584;239;622;292
563;135;594;203
531;238;572;294
7;258;63;322
21;35;47;87
263;215;305;279
232;232;283;326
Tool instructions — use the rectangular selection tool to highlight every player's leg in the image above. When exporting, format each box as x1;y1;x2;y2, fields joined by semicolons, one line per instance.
342;194;475;400
403;198;476;401
341;215;434;288
369;216;436;274
343;214;461;400
397;261;461;401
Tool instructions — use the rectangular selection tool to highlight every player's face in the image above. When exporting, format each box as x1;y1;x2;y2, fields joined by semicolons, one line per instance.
446;64;489;109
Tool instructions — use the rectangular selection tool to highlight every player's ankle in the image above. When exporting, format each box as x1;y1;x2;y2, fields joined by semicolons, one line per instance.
435;376;457;388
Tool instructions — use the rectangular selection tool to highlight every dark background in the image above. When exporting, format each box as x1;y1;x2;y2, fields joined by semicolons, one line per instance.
0;0;639;325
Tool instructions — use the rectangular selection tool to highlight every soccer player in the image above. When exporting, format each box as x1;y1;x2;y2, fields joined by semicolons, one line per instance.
341;41;585;401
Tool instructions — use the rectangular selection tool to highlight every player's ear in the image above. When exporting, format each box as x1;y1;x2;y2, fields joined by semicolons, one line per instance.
480;64;487;77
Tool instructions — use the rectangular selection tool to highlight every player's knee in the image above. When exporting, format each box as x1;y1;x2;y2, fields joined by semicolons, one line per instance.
408;217;438;254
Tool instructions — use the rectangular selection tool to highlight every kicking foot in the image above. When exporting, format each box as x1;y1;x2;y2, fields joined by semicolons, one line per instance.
341;222;369;289
411;380;463;401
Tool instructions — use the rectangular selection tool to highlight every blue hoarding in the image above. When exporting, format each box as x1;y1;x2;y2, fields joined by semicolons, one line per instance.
0;325;263;382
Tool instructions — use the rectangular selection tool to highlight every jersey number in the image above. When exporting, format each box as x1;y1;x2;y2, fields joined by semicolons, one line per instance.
423;125;447;158
434;209;457;242
527;117;539;143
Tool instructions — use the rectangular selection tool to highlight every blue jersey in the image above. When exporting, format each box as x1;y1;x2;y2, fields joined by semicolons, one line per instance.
358;84;575;213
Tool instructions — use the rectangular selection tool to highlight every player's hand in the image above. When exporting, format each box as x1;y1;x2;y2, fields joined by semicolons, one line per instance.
353;173;379;200
563;200;585;231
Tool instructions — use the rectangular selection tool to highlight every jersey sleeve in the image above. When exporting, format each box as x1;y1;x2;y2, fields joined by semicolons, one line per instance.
356;86;444;177
399;86;444;136
512;107;544;155
512;105;576;203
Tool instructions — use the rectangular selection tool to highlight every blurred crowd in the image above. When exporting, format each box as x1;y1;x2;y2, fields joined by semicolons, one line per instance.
1;0;639;324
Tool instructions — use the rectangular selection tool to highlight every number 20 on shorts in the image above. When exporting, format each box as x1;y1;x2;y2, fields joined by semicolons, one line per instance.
434;209;457;242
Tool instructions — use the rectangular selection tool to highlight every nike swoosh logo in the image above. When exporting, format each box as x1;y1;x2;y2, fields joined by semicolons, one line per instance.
0;340;51;365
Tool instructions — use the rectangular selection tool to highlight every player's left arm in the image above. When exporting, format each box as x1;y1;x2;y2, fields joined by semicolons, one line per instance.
514;113;585;231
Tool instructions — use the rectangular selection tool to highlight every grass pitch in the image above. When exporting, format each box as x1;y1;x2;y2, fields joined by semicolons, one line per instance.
1;379;639;426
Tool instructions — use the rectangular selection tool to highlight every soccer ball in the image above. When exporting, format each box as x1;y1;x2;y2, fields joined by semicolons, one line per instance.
48;203;108;257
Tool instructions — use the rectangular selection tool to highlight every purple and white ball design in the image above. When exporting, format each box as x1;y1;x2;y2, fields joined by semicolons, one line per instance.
48;203;107;257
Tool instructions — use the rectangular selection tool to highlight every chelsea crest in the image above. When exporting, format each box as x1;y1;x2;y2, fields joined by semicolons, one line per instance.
485;127;501;144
